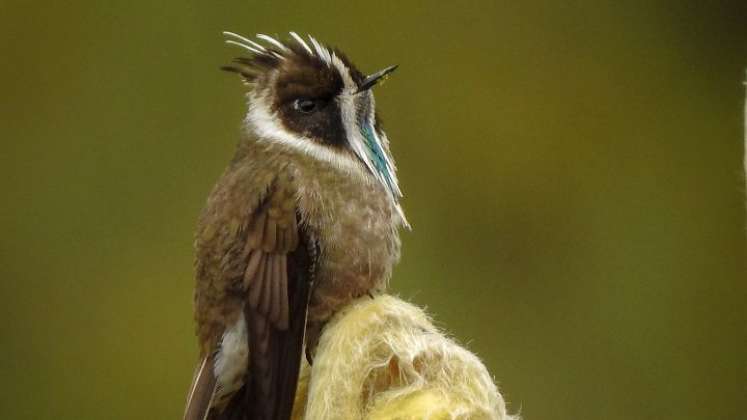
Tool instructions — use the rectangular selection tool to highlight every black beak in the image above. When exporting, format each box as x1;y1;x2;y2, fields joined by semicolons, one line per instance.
357;65;398;93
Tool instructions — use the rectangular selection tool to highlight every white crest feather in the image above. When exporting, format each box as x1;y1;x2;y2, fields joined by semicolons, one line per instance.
225;39;264;55
308;35;332;65
256;33;290;52
223;31;267;52
289;31;313;55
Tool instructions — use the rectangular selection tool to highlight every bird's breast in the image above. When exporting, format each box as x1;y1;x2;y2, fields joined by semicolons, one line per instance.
292;158;402;332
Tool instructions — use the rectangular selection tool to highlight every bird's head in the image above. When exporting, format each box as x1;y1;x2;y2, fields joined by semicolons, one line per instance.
222;32;408;228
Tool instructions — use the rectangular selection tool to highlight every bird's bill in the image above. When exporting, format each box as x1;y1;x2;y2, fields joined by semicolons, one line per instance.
357;65;398;93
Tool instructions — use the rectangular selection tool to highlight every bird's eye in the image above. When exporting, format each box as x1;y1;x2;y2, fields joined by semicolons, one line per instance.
293;98;317;114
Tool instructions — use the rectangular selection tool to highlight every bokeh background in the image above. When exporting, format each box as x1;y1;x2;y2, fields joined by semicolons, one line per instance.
1;1;745;419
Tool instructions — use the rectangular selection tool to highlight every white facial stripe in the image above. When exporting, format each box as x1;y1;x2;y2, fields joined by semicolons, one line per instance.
246;88;369;179
378;131;402;197
330;54;357;93
332;57;406;201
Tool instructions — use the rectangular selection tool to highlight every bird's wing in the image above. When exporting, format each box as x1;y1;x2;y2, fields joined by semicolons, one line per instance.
239;183;313;420
185;179;313;420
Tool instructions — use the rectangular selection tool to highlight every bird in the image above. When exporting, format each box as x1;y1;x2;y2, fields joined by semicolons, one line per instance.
183;31;409;420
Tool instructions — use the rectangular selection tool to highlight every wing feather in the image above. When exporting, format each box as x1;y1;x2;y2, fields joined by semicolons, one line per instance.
244;250;263;286
263;217;277;251
192;179;310;420
247;254;266;308
259;254;274;315
221;182;311;420
276;255;289;329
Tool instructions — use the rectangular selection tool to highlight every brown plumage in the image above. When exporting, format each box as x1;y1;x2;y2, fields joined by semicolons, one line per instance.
184;32;406;420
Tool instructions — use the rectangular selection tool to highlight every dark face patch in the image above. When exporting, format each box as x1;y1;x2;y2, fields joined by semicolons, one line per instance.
222;37;373;149
272;56;347;148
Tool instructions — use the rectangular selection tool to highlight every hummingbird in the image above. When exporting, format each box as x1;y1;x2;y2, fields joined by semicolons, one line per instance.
183;32;408;420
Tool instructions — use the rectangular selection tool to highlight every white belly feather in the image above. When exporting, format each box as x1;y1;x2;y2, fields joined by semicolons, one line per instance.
212;313;248;408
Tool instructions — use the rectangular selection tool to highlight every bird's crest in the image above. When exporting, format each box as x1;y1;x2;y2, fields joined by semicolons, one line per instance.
221;32;362;82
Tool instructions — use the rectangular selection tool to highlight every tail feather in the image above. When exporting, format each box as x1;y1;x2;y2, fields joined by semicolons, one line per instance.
184;355;217;420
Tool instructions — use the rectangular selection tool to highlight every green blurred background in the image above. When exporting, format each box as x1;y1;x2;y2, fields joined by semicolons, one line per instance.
1;1;745;419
